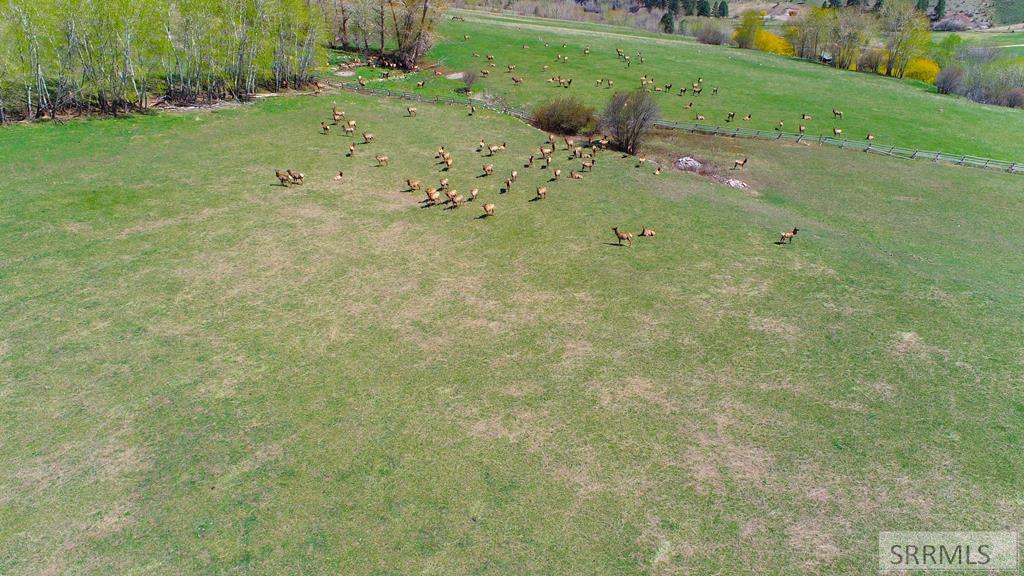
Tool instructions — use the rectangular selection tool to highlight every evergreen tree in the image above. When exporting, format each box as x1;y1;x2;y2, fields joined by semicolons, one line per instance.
935;0;946;19
697;0;711;16
681;0;696;15
916;0;929;12
874;0;884;10
718;0;729;17
847;0;862;6
712;2;720;17
660;11;676;32
668;0;681;15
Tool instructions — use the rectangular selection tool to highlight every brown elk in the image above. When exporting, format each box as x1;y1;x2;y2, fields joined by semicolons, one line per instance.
801;113;812;120
833;127;843;137
321;122;330;135
582;160;594;172
536;186;548;199
612;227;633;247
743;114;752;121
776;121;784;130
727;112;736;122
866;133;875;141
512;76;524;85
425;188;440;206
333;171;344;181
696;113;706;121
654;166;662;175
407;107;417;117
570;171;583;179
440;177;450;190
363;132;375;144
415;81;426;88
487;144;501;156
733;158;747;169
469;188;479;201
407;179;422;191
443;156;454;170
526;155;534;167
287;170;305;185
348;143;356;156
482;203;496;217
779;228;799;244
375;154;389;167
450;193;465;207
640;227;655;237
483;164;494;176
275;169;291;186
832;108;843;119
799;125;806;134
510;170;518;182
553;169;562;180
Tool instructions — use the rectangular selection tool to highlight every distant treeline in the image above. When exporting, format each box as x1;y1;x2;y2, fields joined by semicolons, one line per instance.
0;0;444;121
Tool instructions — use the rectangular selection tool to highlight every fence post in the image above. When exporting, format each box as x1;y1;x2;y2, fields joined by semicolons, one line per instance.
1010;163;1018;173
911;150;919;159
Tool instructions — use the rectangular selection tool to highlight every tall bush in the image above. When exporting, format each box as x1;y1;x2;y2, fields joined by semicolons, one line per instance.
600;90;661;153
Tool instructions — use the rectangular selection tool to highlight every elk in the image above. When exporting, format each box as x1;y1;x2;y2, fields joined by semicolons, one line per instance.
743;114;752;121
415;81;426;88
553;169;562;180
510;170;518;182
535;186;548;199
440;177;450;190
582;160;594;172
799;125;806;134
321;122;330;135
564;137;575;150
612;227;633;247
407;107;417;117
570;171;583;179
654;166;662;175
684;102;693;110
469;188;479;201
832;108;843;119
606;80;614;88
540;146;553;158
486;54;495;61
637;155;647;166
407;179;422;191
733;158;748;169
507;64;517;72
693;86;703;96
512;76;524;85
425;188;440;206
469;104;476;115
779;228;799;244
866;133;875;141
696;113;706;121
833;127;843;137
332;107;344;124
639;227;655;237
596;79;604;87
443;156;454;170
450;193;465;207
479;69;489;77
358;78;367;87
483;163;494;176
482;203;496;217
275;169;291;186
712;87;719;95
801;113;812;120
363;132;375;144
287;169;305;185
333;171;344;181
375;154;389;167
504;178;513;192
464;34;470;40
727;112;736;122
344;125;355;136
348;143;356;156
487;143;501;156
526;155;534;167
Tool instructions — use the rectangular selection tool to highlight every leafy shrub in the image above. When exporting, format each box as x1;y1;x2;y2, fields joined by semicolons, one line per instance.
858;48;888;74
1004;88;1024;108
754;31;794;56
694;22;730;45
935;66;964;94
461;70;480;92
600;90;661;153
904;58;940;84
931;18;968;31
532;95;596;134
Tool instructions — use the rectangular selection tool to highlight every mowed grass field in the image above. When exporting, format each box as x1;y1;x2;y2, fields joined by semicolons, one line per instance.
3;86;1024;574
369;10;1024;160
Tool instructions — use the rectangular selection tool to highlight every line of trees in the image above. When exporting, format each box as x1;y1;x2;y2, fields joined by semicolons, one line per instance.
0;0;444;122
785;0;931;78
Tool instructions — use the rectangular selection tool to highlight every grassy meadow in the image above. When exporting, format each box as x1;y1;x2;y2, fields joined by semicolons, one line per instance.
365;10;1024;160
2;11;1024;576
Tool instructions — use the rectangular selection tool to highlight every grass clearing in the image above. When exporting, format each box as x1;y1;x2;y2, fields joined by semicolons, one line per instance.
2;13;1024;576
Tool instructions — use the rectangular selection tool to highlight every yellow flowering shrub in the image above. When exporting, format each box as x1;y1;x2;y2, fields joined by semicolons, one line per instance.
904;58;940;84
755;30;795;56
